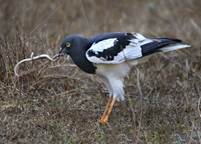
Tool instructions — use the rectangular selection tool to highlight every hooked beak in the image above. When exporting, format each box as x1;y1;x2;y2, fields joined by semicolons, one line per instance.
59;47;69;56
59;47;64;54
58;47;70;61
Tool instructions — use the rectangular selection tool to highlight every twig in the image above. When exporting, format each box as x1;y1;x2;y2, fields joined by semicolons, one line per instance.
198;97;201;118
48;64;77;69
194;84;201;118
14;52;61;77
135;68;144;143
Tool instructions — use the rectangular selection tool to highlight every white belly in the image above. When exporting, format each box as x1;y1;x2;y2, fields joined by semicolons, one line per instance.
95;62;132;101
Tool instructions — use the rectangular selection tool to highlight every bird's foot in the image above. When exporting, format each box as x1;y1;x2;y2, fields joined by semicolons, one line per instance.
99;116;108;124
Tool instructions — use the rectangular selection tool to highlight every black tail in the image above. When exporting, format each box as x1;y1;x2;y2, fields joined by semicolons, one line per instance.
141;38;187;56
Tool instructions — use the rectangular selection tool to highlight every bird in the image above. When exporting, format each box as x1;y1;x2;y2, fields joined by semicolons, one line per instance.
59;32;190;124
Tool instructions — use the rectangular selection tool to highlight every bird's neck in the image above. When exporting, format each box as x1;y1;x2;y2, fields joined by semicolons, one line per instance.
70;39;97;74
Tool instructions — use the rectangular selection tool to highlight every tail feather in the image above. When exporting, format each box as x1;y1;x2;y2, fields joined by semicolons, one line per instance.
141;38;190;56
159;44;190;52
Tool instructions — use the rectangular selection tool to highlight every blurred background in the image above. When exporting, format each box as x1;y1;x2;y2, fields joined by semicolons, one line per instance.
0;0;201;143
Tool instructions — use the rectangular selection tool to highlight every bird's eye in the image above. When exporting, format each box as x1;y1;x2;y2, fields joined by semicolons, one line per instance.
66;42;71;48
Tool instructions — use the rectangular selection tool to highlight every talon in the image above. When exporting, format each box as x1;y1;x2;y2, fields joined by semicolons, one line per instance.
99;116;108;124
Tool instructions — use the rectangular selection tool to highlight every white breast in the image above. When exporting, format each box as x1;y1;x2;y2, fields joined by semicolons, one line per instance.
96;62;131;101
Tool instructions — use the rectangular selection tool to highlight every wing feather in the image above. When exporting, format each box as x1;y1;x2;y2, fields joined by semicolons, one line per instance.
86;32;189;65
86;33;148;64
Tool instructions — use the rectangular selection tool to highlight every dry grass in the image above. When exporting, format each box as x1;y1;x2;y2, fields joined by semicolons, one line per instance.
0;0;201;143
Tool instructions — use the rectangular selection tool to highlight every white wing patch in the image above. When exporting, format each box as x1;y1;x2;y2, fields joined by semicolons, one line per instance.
86;33;153;64
90;38;117;53
120;44;142;60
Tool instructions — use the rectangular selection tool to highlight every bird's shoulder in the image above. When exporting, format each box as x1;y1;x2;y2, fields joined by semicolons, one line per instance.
89;32;144;44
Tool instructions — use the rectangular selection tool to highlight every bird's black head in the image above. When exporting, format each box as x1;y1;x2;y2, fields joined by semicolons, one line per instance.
59;34;96;74
59;35;88;56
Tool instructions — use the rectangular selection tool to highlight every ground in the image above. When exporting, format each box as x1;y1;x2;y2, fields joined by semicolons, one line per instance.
0;0;201;143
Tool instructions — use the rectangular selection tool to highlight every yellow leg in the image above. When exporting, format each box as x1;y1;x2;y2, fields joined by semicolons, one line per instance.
99;97;116;124
99;97;112;120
